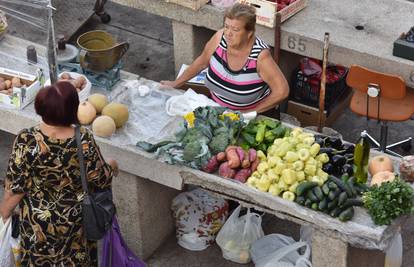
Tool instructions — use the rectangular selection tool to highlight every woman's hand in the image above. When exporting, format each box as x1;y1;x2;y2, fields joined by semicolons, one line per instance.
160;80;178;89
107;158;119;177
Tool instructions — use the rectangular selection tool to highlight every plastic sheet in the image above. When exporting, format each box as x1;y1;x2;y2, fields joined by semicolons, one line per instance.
106;78;185;146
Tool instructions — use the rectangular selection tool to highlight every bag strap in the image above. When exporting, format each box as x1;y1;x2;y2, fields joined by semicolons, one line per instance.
75;126;89;194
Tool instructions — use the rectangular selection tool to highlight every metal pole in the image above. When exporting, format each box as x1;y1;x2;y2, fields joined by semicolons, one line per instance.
47;1;58;83
318;32;330;133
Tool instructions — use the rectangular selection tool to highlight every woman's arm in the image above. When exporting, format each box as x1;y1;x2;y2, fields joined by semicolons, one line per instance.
160;30;223;88
253;49;289;113
0;180;24;222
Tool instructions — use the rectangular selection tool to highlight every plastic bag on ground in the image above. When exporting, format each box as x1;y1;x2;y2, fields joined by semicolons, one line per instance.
216;205;264;264
251;234;312;267
0;217;15;267
385;229;402;267
171;188;228;251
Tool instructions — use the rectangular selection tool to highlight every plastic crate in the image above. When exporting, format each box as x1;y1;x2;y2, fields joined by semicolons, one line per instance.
290;66;349;111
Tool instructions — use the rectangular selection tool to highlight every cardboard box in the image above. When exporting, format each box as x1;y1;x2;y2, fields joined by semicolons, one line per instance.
0;67;41;109
177;64;211;96
287;89;352;127
239;0;308;28
165;0;210;10
393;34;414;61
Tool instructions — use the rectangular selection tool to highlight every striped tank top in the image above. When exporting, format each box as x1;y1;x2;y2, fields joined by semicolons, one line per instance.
205;34;271;110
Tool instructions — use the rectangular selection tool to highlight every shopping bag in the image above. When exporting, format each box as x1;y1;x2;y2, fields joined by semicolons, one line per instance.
250;234;312;267
101;216;146;267
0;217;14;267
171;188;228;251
216;205;264;264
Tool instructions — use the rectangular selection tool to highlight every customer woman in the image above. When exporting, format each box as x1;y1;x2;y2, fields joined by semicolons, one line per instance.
0;81;118;266
161;3;289;113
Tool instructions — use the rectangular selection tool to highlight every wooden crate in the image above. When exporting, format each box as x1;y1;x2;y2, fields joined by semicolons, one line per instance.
239;0;307;28
165;0;210;10
287;89;352;127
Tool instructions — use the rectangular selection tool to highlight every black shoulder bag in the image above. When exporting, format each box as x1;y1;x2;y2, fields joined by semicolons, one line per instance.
75;126;116;241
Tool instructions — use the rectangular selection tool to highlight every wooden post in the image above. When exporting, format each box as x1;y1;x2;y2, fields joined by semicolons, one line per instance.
273;13;282;64
318;32;330;132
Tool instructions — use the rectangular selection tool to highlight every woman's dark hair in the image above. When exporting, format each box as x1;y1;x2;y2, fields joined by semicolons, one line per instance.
35;81;79;126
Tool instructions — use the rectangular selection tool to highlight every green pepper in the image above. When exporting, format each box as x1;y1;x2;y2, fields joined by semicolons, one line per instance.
241;132;256;146
264;130;276;143
240;142;250;151
255;124;266;143
262;118;279;129
270;126;286;138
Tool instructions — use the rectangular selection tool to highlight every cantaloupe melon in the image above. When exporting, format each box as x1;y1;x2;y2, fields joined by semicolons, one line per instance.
92;115;116;137
102;103;129;128
88;93;108;113
77;101;96;125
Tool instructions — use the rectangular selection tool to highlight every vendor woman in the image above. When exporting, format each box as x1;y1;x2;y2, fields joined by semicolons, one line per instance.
161;3;289;113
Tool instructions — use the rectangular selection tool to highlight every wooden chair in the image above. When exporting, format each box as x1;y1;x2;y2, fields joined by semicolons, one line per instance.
346;65;414;157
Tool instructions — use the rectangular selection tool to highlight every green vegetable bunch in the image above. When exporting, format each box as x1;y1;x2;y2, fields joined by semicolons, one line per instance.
239;118;288;152
363;178;414;225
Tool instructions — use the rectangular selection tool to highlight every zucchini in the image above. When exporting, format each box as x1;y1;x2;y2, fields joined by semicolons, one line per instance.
338;191;348;206
328;189;340;201
338;207;355;222
318;197;328;211
322;183;330;196
296;181;319;196
295;196;306;205
329;176;352;197
313;186;324;201
341;198;364;209
304;198;313;208
307;190;319;202
328;181;338;191
330;207;342;217
327;199;338;210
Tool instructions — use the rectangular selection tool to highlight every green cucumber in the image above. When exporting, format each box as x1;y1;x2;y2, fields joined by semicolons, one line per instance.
318;197;328;211
338;191;348;206
341;198;364;209
295;196;306;205
338;207;355;222
313;186;324;201
311;203;319;211
307;190;319;202
329;176;353;197
330;207;342;217
327;199;338;210
328;181;338;191
304;198;313;208
347;177;358;196
322;183;330;196
328;189;340;201
296;181;319;196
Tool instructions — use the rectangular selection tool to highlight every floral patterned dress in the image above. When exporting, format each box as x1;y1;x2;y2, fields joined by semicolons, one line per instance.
5;126;113;267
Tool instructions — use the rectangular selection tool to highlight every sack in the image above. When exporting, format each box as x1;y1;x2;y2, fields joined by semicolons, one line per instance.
171;188;228;251
75;126;116;241
216;205;264;264
0;218;14;267
101;216;146;267
82;191;116;241
251;234;312;267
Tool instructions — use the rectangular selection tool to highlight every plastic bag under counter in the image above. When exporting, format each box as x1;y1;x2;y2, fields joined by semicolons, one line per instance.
104;78;185;146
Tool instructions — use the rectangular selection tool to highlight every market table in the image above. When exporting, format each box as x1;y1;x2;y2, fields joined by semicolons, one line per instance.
0;35;407;266
112;0;414;88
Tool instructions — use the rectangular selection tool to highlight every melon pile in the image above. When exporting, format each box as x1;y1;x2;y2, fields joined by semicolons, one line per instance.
77;93;129;137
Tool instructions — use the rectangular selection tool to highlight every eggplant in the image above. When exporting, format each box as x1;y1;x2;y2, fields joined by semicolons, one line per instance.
320;147;335;158
322;163;335;174
332;154;347;168
342;143;355;154
325;137;343;150
315;135;326;146
344;153;354;164
342;164;354;176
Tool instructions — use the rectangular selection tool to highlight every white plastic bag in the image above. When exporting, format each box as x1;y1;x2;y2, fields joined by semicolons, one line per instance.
216;205;264;264
171;188;228;251
385;230;402;267
0;218;14;267
251;234;312;267
165;89;219;117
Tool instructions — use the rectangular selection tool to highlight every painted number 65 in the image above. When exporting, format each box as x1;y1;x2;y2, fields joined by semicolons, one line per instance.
287;36;306;52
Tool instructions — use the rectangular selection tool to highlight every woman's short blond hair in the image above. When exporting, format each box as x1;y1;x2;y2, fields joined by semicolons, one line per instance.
225;3;256;32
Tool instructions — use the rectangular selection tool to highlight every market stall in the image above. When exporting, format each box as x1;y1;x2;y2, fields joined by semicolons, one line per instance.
0;28;412;266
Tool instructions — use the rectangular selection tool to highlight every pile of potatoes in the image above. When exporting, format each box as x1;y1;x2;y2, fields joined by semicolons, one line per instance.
59;72;87;93
0;76;23;95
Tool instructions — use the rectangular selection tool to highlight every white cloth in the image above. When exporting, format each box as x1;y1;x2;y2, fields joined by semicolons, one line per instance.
0;218;14;267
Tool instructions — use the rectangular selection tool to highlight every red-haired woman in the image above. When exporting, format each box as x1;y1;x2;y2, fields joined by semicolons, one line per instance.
0;81;118;266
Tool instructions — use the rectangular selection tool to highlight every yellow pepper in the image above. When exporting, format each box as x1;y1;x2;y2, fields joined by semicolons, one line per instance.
183;112;195;128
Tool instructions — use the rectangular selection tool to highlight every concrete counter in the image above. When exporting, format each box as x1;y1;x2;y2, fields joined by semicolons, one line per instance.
112;0;414;88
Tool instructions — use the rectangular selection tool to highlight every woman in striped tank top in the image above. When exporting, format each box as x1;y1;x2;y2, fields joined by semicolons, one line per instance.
161;3;289;113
